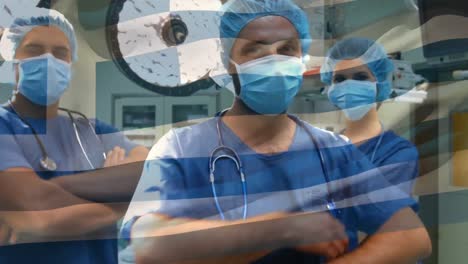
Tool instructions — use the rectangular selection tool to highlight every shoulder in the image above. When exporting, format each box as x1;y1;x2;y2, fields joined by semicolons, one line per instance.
295;118;363;165
171;118;218;144
90;118;119;134
147;118;218;160
299;119;351;147
379;131;419;161
0;106;22;133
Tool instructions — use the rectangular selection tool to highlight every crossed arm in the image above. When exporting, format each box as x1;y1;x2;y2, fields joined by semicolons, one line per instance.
0;146;149;244
329;207;432;264
50;146;149;202
131;207;431;264
0;168;122;244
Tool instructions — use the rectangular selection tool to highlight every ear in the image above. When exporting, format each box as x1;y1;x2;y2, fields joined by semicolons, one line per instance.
376;102;383;110
227;60;242;95
232;72;241;95
14;63;20;84
227;60;237;75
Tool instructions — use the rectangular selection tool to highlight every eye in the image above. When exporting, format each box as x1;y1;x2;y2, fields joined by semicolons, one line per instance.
333;75;346;83
241;44;262;56
278;44;298;56
279;45;292;53
278;39;301;56
24;45;45;57
353;72;371;81
53;49;70;62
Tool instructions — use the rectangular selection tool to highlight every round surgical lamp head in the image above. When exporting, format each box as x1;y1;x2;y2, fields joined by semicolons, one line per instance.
106;0;222;96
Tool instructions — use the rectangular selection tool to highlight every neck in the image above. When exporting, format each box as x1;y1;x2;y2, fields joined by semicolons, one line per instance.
343;108;382;144
222;98;296;153
10;93;59;119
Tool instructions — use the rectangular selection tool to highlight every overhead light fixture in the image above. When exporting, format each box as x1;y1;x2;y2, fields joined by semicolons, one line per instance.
106;0;222;96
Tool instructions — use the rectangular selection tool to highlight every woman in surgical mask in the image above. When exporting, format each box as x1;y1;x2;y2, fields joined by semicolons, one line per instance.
320;37;419;190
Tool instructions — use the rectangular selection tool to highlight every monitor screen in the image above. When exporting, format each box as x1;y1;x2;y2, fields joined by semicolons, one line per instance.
419;0;468;58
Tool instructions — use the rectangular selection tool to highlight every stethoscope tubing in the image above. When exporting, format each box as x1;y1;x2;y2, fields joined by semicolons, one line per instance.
7;100;106;171
211;110;337;220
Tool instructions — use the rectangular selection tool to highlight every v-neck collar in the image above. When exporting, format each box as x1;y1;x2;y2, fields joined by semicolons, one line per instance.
217;115;301;160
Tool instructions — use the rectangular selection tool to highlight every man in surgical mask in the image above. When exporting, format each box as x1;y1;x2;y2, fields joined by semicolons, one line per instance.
123;0;431;263
0;8;148;264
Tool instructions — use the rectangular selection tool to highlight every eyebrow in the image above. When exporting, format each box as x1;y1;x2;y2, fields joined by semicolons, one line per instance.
242;37;299;46
23;43;70;51
23;43;44;49
53;46;71;52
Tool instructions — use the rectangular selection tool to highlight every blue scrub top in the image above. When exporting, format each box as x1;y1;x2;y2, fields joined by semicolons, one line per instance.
123;116;417;263
0;106;138;264
358;131;419;196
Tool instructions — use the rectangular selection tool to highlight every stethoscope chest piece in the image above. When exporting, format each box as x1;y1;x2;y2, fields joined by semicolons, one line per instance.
40;156;57;171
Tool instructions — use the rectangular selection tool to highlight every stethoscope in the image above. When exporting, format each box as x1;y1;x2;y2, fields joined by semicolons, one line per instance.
8;100;106;171
210;110;337;221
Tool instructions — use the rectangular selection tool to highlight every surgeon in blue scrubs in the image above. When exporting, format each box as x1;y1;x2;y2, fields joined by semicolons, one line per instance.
123;0;431;263
0;8;148;264
321;38;419;194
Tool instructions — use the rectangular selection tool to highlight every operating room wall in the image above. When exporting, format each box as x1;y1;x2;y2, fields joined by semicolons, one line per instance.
432;80;468;264
54;0;103;118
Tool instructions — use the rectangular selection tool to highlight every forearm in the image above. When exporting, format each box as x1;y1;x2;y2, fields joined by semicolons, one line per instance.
51;161;144;202
330;208;432;264
51;146;148;202
1;202;122;243
329;227;431;264
1;169;112;211
0;169;128;243
137;251;268;264
133;213;295;263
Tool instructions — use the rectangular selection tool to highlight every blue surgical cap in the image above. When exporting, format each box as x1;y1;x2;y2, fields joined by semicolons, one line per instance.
0;8;78;62
219;0;312;66
320;38;394;102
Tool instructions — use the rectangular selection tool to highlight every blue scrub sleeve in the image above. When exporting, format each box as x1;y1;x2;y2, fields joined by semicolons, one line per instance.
93;119;139;154
338;145;418;235
354;147;419;234
0;119;33;171
143;157;190;218
120;130;187;242
378;146;419;195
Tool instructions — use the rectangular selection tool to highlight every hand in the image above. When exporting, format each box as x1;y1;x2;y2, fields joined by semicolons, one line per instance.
296;239;349;261
103;147;127;167
284;212;348;257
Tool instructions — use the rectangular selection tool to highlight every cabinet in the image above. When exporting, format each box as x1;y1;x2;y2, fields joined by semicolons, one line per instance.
114;95;216;147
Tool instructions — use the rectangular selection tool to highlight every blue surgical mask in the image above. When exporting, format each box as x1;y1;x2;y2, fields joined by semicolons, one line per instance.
328;80;377;121
16;53;71;106
234;55;305;115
